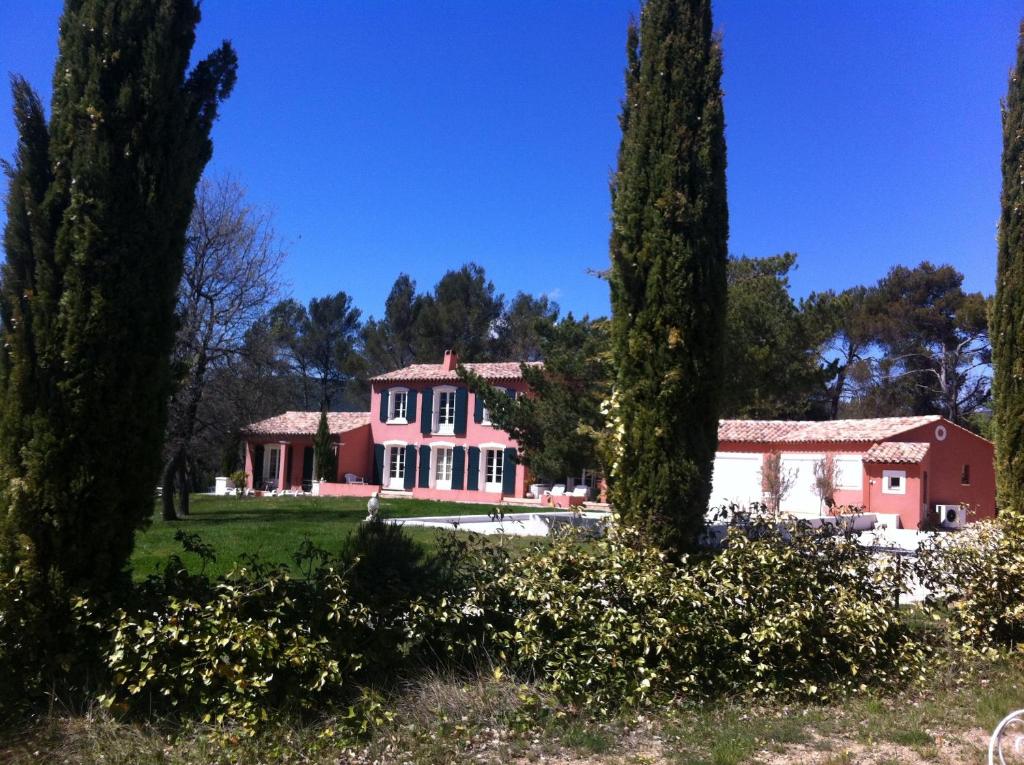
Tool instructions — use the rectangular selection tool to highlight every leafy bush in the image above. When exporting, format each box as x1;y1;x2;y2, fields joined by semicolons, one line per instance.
95;524;460;731
915;518;1024;649
423;519;921;711
0;565;101;716
97;550;375;729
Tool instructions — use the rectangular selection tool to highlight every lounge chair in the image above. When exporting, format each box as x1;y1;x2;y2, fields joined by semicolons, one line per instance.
544;484;566;497
345;473;366;484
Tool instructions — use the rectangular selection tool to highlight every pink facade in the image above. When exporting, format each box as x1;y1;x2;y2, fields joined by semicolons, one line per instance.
715;415;996;529
368;351;529;501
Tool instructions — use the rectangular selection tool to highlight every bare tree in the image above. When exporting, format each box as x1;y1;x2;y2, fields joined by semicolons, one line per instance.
162;177;285;520
813;454;839;513
761;452;796;516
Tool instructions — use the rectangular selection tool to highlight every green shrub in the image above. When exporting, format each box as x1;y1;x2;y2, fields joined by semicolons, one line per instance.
915;518;1024;649
0;566;101;717
697;519;920;697
339;520;444;613
423;519;921;711
98;562;372;728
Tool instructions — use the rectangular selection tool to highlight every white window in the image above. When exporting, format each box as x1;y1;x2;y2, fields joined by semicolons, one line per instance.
480;403;491;426
483;448;504;493
433;386;456;434
882;469;906;495
434;446;454;490
387;446;406;488
387;387;409;423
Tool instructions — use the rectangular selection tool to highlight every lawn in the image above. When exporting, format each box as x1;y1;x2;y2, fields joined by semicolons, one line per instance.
132;494;510;580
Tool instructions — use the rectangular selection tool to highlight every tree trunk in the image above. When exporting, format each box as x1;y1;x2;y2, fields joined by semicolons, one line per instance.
178;456;190;517
161;453;180;521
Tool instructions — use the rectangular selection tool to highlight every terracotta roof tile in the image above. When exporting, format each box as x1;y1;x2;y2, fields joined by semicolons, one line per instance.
243;411;371;437
863;441;931;464
718;415;941;444
370;360;541;383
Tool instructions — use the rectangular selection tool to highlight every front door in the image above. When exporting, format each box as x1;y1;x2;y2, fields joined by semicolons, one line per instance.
386;446;406;489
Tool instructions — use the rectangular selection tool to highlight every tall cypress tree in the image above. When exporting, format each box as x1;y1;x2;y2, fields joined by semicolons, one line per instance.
0;0;236;595
994;22;1024;514
608;0;728;552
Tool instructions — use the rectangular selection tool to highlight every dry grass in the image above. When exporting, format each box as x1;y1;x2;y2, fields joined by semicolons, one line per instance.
3;653;1021;764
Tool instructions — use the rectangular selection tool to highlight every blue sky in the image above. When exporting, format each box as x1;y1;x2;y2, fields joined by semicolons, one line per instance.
1;1;1021;323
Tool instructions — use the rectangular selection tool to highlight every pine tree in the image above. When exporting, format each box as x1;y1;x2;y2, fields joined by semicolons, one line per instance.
0;0;236;595
607;0;728;552
994;22;1024;513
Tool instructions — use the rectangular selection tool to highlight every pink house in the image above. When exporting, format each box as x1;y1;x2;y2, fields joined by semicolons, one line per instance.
711;415;996;529
367;350;534;502
240;351;535;502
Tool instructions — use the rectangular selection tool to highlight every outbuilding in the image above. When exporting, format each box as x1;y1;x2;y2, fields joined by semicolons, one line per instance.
712;415;995;529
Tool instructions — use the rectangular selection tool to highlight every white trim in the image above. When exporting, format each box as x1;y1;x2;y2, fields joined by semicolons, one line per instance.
386;386;410;424
882;469;907;495
381;439;408;447
426;440;456;448
477;441;506;450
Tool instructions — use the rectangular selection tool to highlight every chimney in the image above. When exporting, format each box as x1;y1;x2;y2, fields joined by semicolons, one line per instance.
442;349;458;371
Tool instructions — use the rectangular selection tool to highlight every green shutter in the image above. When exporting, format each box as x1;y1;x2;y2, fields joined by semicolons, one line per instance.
452;446;465;490
418;445;431;488
373;444;385;485
379;390;389;422
454;387;469;435
407;389;418;424
404;445;417;490
473;393;484;423
253;445;265;486
502;448;518;495
467;447;480;491
420;388;433;435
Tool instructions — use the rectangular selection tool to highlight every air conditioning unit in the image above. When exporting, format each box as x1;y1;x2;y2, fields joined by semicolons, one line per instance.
935;504;967;529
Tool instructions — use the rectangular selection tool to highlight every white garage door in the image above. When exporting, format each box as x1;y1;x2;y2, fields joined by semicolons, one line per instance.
780;453;823;517
710;452;763;510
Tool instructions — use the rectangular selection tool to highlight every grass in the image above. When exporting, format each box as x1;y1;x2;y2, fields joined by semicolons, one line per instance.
132;493;516;579
7;653;1023;764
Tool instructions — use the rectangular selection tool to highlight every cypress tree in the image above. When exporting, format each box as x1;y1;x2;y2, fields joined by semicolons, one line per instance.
994;22;1024;513
313;408;336;482
0;0;236;595
607;0;728;552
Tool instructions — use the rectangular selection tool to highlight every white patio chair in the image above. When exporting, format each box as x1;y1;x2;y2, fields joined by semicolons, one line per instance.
345;473;366;484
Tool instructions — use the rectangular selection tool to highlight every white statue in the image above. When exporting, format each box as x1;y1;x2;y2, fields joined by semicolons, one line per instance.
366;491;381;521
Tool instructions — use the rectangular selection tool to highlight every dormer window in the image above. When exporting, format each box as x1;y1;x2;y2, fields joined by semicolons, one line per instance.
387;387;409;423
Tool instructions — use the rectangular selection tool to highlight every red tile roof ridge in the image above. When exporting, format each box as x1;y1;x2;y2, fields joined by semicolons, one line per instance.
718;415;943;444
370;360;542;382
243;410;371;436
